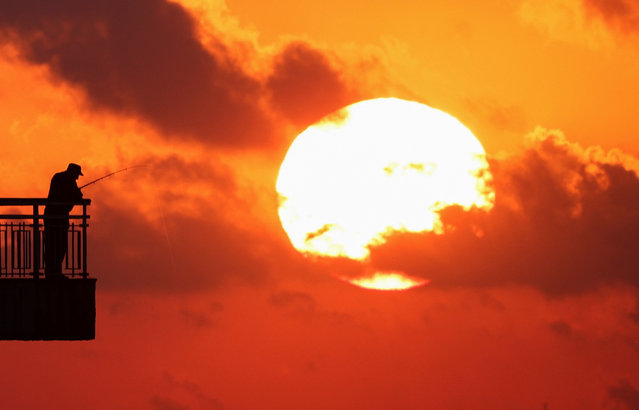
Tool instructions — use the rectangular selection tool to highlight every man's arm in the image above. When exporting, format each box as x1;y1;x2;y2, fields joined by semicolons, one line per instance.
72;182;83;200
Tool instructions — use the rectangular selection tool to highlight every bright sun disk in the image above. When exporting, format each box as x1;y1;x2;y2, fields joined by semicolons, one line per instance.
276;98;494;290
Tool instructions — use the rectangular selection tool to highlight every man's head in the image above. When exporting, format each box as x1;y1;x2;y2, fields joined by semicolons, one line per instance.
66;163;83;180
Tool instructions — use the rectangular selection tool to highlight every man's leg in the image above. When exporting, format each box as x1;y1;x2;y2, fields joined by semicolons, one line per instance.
44;223;67;277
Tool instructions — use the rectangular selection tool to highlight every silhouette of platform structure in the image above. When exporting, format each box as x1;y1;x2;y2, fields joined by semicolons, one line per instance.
0;198;96;340
0;278;96;340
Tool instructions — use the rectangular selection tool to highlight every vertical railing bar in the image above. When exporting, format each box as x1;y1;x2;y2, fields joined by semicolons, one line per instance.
0;223;3;276
26;224;30;274
22;223;27;276
9;223;12;274
17;224;22;276
18;224;21;276
4;223;6;276
24;224;28;275
16;223;20;277
12;227;16;275
17;224;21;276
69;222;75;277
2;223;6;276
5;223;8;276
75;230;81;276
66;222;70;274
11;223;15;274
23;226;26;275
14;223;18;276
82;204;88;279
27;225;31;274
70;222;75;277
22;223;26;276
77;228;81;275
5;223;7;276
19;223;24;276
16;224;21;276
9;226;13;275
75;223;79;276
23;225;26;276
1;223;4;276
3;223;5;276
26;228;31;271
65;223;69;272
69;223;72;277
78;230;82;272
41;225;45;270
18;223;21;276
33;204;40;279
20;225;24;276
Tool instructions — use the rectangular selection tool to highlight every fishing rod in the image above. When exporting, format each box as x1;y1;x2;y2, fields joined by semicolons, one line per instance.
79;165;146;189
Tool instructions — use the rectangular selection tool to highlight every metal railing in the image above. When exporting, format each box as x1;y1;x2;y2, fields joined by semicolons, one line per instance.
0;198;91;279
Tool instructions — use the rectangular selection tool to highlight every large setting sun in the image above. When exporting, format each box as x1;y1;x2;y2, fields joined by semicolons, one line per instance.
276;98;494;290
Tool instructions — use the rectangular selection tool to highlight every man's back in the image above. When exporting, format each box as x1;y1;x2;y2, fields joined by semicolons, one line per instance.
45;170;83;216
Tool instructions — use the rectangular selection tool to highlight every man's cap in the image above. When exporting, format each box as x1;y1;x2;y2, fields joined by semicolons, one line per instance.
67;163;83;176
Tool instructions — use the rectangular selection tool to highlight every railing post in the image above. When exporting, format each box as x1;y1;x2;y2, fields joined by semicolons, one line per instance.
33;204;40;279
82;203;88;279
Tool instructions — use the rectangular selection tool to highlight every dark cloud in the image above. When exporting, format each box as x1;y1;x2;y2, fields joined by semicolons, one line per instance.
548;320;573;338
585;0;633;19
107;295;136;316
179;302;223;328
150;396;189;410
136;154;238;195
267;289;359;328
0;0;274;146
90;202;268;292
631;303;639;323
266;42;358;127
269;290;317;316
155;374;225;410
179;308;215;328
608;380;639;410
367;130;639;295
0;1;358;146
583;0;639;32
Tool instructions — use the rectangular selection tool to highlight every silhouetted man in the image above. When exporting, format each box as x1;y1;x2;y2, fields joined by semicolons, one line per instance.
44;163;83;278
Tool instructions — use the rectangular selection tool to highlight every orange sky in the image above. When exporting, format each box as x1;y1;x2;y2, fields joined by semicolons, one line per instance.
1;0;639;408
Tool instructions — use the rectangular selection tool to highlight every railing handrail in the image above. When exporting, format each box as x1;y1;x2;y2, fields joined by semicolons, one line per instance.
0;198;91;206
0;215;90;220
